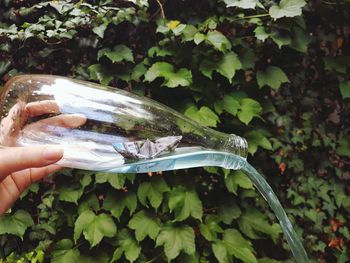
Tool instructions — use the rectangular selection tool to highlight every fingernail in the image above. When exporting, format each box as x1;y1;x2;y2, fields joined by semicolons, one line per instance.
43;146;63;161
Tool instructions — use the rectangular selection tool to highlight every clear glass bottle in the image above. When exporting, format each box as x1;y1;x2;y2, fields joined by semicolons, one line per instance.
0;75;248;172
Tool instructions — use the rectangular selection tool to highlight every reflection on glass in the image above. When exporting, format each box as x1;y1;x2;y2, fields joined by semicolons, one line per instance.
0;75;247;171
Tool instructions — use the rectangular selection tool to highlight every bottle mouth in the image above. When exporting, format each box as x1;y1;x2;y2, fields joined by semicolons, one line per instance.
222;134;248;159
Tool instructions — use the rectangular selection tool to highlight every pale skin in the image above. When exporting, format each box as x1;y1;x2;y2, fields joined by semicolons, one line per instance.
0;100;86;215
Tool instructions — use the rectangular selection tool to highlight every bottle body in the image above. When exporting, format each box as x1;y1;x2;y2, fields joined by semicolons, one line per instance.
0;75;247;172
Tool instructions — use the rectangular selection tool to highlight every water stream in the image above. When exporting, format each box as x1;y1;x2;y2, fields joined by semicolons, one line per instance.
101;149;309;263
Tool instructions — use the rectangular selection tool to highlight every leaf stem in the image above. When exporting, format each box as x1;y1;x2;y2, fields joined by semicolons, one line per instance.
234;13;270;21
145;252;164;263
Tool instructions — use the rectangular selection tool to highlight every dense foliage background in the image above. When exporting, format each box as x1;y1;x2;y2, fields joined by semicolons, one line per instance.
0;0;349;262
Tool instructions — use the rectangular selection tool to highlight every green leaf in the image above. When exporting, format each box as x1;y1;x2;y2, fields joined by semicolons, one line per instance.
269;0;306;20
219;200;242;225
88;64;114;85
95;172;133;189
52;239;80;263
237;98;262;125
290;27;311;53
222;95;240;116
168;186;203;221
222;229;257;263
225;170;254;194
137;177;169;209
74;210;117;247
212;241;230;263
239;48;258;69
156;224;196;261
78;194;100;214
0;210;34;239
111;229;141;263
128;210;161;241
97;45;134;63
185;105;220;127
254;26;269;42
216;52;242;83
339;81;350;99
58;184;83;205
194;33;206;44
324;56;349;74
199;215;223;242
245;130;272;155
238;208;281;242
257;66;289;90
93;24;107;38
224;0;258;9
206;30;232;52
144;62;192;88
200;52;241;83
212;229;257;263
103;190;137;220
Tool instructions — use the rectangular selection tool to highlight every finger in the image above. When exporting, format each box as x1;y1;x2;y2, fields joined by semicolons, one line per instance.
10;164;62;193
0;146;63;182
0;164;62;215
25;100;60;117
24;114;87;131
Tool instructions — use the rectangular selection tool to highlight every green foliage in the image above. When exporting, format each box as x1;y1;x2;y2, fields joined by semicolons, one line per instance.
74;210;117;247
257;66;289;90
0;0;349;262
0;210;34;239
156;224;196;260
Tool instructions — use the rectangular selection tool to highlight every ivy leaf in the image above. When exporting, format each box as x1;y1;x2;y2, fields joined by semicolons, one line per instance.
245;130;273;155
58;184;83;205
237;98;262;125
200;52;241;83
88;64;114;85
185;105;220;127
128;210;161;241
168;186;203;221
339;81;350;99
222;95;240;116
52;239;80;263
111;229;141;263
239;208;281;242
213;229;257;263
225;170;254;194
254;26;269;42
194;33;206;44
103;190;137;220
219;200;242;225
199;215;223;241
212;241;230;263
216;52;242;83
206;30;232;52
95;172;134;190
137;177;169;210
290;27;311;53
144;62;192;88
239;48;258;69
93;24;107;38
0;210;34;239
324;56;349;74
269;0;306;20
97;45;134;63
74;210;117;247
224;0;258;9
78;194;100;214
156;224;196;261
257;66;289;90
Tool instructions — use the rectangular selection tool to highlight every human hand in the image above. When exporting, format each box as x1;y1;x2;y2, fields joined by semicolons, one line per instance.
0;145;63;215
0;100;86;146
